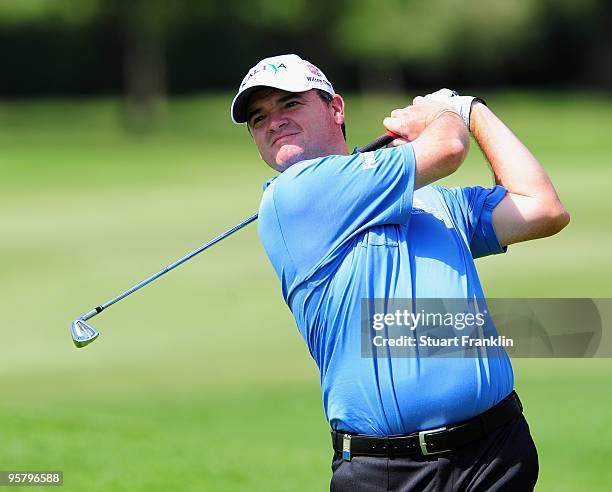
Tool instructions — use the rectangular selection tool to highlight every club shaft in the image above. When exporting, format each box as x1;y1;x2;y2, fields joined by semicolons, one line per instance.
80;213;258;321
78;132;395;322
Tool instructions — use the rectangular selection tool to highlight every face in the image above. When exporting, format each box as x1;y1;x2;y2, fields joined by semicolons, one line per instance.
246;88;347;172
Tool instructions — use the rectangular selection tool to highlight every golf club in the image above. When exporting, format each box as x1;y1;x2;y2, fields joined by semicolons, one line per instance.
70;131;397;348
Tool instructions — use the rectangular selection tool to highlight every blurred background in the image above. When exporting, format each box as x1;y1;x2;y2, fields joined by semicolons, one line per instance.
0;0;611;491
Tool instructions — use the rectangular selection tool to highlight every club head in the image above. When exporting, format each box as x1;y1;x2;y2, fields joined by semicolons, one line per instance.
71;319;100;348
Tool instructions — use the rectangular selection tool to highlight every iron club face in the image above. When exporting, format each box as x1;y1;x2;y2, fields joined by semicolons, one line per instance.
71;319;100;348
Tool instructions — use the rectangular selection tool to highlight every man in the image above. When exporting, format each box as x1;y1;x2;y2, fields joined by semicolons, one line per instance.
231;54;569;491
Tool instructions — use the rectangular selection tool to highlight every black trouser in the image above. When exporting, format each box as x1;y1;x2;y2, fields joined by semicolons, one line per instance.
330;415;538;492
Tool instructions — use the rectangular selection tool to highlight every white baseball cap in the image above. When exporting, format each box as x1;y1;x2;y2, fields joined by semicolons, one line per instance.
231;54;335;124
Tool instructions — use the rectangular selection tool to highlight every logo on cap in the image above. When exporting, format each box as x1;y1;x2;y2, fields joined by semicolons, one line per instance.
241;62;288;89
306;63;322;76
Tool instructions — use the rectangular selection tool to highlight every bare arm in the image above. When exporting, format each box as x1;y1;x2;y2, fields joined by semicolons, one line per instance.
383;101;470;189
470;102;570;246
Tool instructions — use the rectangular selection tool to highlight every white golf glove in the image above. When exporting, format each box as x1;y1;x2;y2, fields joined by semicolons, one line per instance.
424;88;485;130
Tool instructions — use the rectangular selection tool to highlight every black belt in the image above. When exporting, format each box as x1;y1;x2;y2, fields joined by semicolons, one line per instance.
331;391;523;460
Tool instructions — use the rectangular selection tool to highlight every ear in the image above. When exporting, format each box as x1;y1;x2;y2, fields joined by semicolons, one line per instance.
330;94;345;125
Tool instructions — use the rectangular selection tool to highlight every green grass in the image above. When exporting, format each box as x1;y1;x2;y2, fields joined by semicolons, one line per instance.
0;93;611;491
0;386;331;492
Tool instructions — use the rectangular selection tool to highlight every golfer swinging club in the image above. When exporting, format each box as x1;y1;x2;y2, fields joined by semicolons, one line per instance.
231;54;569;491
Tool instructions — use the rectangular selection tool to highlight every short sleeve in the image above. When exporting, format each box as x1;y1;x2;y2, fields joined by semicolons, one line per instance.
264;144;415;279
438;185;508;259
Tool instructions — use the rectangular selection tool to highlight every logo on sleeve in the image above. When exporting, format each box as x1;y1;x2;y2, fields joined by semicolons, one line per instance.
362;152;378;170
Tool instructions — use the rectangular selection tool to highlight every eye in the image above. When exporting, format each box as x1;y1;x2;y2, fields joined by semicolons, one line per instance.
285;100;299;108
251;114;265;127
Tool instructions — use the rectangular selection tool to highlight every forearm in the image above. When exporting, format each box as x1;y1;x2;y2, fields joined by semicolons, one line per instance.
470;101;570;243
417;88;569;244
470;102;560;202
383;99;470;189
410;111;470;189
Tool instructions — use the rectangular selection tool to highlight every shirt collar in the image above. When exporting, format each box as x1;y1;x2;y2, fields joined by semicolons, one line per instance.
263;176;277;191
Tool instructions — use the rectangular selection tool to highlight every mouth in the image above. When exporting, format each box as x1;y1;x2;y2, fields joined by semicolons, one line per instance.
271;132;299;146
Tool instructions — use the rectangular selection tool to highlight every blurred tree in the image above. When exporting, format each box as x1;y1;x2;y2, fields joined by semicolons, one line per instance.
0;0;184;128
333;0;540;89
538;0;612;90
113;0;219;127
0;0;157;127
0;0;100;26
0;0;609;98
114;0;168;129
332;0;609;90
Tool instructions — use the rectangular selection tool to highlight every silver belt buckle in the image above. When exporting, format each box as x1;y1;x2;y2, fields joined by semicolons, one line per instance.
418;427;450;456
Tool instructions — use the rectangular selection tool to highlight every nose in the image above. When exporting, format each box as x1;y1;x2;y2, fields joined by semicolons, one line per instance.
268;109;289;133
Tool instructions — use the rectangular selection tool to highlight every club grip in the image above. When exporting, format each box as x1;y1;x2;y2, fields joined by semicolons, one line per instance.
357;132;398;153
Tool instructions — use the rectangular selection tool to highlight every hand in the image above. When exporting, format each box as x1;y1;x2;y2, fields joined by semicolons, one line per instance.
423;88;485;129
382;98;460;146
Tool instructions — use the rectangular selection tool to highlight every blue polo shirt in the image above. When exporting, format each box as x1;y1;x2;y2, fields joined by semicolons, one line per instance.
257;145;513;435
